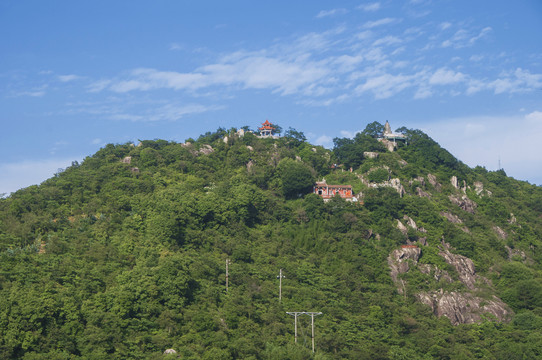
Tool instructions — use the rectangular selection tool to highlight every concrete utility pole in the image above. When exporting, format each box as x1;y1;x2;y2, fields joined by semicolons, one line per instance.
277;269;286;302
286;312;304;344
304;312;323;353
225;259;231;292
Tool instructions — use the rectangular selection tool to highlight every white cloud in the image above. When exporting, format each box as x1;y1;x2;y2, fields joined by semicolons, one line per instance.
169;43;182;51
363;18;396;29
110;103;219;122
439;22;452;31
373;35;402;46
355;73;415;99
414;86;432;99
441;26;491;49
58;74;81;82
468;27;492;45
429;68;466;85
526;111;542;123
358;3;381;12
416;115;542;185
316;8;347;18
314;135;333;146
87;79;112;92
340;130;357;138
488;68;542;94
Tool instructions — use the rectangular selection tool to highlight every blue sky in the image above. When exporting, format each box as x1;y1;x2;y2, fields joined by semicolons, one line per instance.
1;0;542;195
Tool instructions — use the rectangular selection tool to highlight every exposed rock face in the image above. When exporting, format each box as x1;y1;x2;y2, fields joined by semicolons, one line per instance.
451;176;459;189
368;178;405;197
417;292;512;325
473;181;484;195
404;215;418;230
473;181;492;197
391;179;405;197
246;160;254;173
438;242;477;289
440;211;463;224
427;174;441;191
440;212;469;232
388;240;513;325
363;151;379;159
198;145;214;155
449;194;477;213
409;176;425;187
509;213;517;224
416;187;431;198
121;156;132;164
505;245;527;262
493;226;507;240
461;180;467;194
379;139;396;152
388;247;421;292
418;264;453;283
397;220;408;235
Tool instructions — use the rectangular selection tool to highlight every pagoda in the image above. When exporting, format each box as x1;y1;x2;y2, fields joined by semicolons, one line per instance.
381;120;406;142
259;120;274;137
378;120;406;151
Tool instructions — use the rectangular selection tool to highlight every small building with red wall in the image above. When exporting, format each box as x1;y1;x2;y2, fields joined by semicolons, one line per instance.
313;179;357;201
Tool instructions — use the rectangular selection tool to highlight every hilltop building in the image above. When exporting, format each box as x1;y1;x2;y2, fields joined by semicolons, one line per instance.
313;179;357;202
378;121;406;151
258;120;279;138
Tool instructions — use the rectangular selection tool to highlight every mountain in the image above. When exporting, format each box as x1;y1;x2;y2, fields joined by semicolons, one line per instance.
1;124;541;359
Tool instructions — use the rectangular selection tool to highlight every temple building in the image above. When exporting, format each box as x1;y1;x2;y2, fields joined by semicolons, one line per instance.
378;121;406;151
313;179;357;202
259;120;275;138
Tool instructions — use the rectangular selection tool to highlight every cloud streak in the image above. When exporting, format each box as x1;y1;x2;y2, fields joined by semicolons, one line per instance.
73;17;541;107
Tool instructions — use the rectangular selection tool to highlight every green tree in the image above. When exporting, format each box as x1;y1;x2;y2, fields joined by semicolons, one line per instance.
277;158;315;199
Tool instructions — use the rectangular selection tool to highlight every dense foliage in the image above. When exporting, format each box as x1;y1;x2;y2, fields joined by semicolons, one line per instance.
0;125;541;359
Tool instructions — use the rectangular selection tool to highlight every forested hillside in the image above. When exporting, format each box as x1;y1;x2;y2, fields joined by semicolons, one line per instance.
1;124;541;359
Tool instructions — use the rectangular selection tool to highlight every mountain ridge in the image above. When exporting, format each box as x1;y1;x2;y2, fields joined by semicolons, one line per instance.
0;124;541;359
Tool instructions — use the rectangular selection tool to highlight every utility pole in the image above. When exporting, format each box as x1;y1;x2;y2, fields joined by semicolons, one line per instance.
304;312;322;353
286;312;304;344
225;259;231;293
277;269;286;302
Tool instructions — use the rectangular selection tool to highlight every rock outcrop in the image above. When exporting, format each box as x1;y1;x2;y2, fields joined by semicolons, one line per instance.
493;226;507;240
397;220;408;235
388;240;513;325
440;211;463;224
505;245;527;262
368;178;405;197
416;187;431;198
449;194;477;213
427;174;441;191
198;144;214;155
438;242;477;289
388;246;421;294
363;151;379;159
416;292;512;325
451;176;459;189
